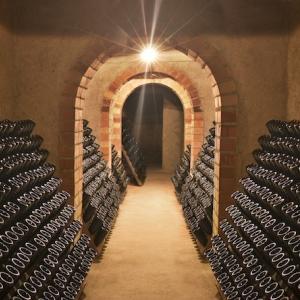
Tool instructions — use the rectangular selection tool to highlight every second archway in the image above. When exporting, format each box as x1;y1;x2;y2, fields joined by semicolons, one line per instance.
122;83;185;174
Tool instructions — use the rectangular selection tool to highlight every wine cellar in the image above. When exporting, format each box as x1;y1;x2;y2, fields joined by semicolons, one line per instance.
172;124;215;248
0;120;96;299
206;120;300;299
0;1;300;299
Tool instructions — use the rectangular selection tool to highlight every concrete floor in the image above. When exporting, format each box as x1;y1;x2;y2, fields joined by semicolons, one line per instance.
83;169;219;300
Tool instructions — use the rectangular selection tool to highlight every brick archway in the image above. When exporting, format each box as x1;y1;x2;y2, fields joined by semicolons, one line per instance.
62;43;238;230
110;77;195;162
101;65;203;167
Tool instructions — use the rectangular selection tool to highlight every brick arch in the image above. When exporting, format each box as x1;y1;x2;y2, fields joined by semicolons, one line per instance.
101;64;203;166
109;77;195;164
63;42;238;231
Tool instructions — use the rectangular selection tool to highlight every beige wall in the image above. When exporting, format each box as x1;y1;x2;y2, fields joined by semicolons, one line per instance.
287;2;300;120
13;35;101;171
180;34;288;178
162;98;184;172
10;2;111;172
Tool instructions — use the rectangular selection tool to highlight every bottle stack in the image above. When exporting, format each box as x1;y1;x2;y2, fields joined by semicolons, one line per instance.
171;144;191;194
82;120;123;247
0;119;96;300
178;125;215;247
122;126;146;185
205;120;300;300
111;145;128;194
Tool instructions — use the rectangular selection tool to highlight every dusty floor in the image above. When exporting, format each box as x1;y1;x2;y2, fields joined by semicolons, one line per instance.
83;169;219;300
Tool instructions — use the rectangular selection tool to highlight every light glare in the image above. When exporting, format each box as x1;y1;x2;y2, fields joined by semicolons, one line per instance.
140;46;158;63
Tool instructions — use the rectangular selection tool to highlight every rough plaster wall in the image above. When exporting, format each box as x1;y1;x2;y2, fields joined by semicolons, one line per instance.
226;34;287;178
213;0;288;178
162;98;184;172
13;35;100;172
180;33;288;179
287;3;300;120
228;35;287;177
0;1;14;119
11;2;128;174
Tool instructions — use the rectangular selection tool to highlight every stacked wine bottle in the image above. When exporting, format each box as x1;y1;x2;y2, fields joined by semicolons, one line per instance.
178;125;215;246
111;145;128;193
0;119;96;300
82;120;124;247
171;144;191;194
205;120;300;300
122;126;146;185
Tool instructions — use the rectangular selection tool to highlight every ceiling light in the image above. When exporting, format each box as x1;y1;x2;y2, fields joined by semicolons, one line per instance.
140;46;158;64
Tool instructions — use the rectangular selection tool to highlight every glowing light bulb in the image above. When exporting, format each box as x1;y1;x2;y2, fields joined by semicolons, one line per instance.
140;46;158;63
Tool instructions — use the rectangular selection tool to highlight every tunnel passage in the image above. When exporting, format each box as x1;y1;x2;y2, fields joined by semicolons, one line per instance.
122;84;184;172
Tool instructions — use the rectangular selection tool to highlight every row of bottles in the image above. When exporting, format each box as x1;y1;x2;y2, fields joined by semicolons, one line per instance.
180;125;215;246
111;145;128;193
122;123;146;185
171;125;215;247
82;120;127;247
0;119;96;299
171;145;191;194
205;119;300;299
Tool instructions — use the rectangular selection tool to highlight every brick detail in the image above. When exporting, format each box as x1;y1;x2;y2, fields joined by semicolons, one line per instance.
59;42;239;228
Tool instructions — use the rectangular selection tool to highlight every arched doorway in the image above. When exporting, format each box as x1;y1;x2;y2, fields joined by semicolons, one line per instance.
122;83;184;172
110;76;195;165
68;44;239;232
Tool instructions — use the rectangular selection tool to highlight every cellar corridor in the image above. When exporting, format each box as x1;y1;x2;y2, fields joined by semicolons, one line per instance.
1;2;300;299
83;169;219;300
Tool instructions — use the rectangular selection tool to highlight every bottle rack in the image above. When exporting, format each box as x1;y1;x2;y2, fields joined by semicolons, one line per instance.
111;145;128;194
205;120;300;300
82;120;124;250
122;126;146;186
171;144;191;195
178;125;215;248
0;119;96;300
